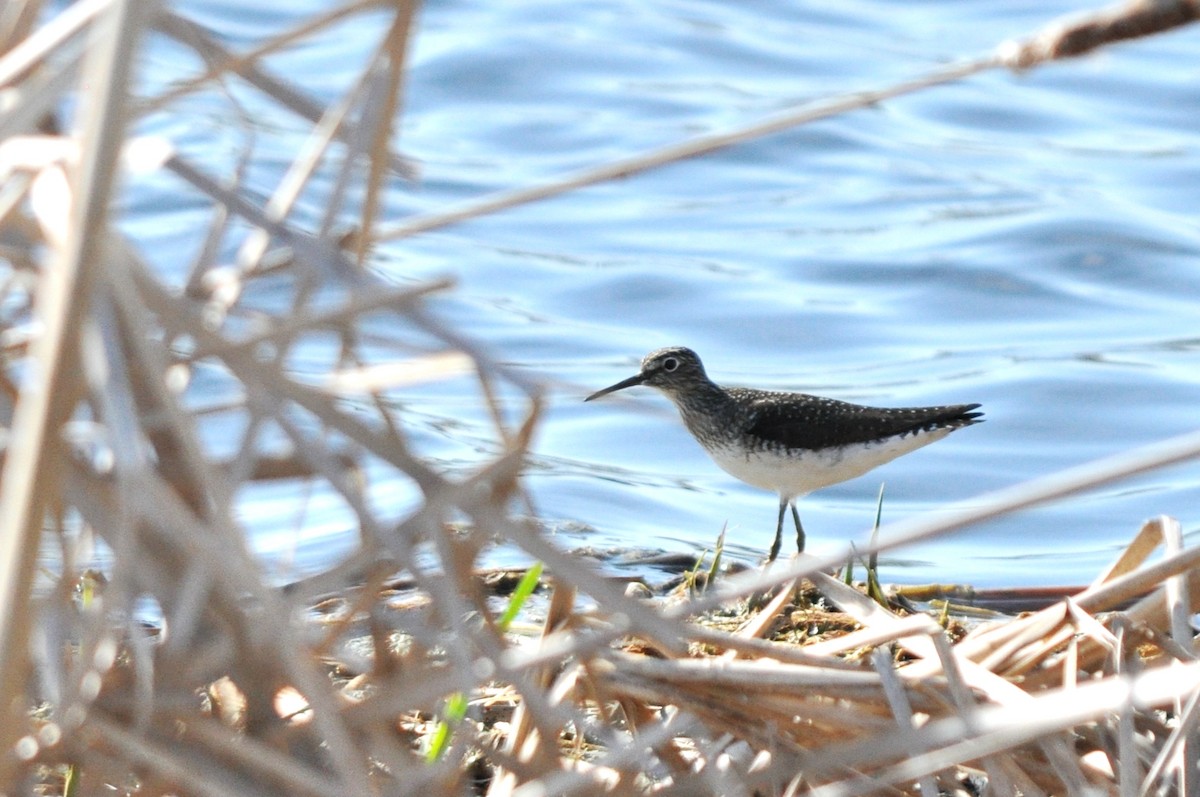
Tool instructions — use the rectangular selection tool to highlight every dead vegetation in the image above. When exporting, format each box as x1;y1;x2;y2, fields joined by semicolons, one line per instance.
1;0;1200;795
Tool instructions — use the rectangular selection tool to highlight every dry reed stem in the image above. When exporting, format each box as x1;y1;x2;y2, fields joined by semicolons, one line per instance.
0;0;146;777
734;577;801;641
153;10;417;181
370;1;1200;244
144;0;391;114
0;0;47;53
0;0;104;89
370;55;1001;244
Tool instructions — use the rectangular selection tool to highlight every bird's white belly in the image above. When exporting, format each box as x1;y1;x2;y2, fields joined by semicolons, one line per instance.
705;427;954;500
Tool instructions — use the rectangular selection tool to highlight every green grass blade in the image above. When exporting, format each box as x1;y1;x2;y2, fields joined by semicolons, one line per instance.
869;482;885;574
496;561;543;633
428;561;544;765
707;525;725;584
843;543;857;584
857;485;887;606
425;691;470;763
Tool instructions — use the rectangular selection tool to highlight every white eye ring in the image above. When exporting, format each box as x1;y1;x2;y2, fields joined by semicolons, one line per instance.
662;357;679;372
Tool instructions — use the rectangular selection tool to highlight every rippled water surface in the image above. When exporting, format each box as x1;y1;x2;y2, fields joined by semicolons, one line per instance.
131;0;1200;586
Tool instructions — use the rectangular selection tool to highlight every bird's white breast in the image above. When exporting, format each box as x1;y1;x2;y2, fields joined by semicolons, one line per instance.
704;426;956;500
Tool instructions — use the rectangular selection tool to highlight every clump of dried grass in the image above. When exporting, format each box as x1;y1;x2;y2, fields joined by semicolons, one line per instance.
1;1;1199;796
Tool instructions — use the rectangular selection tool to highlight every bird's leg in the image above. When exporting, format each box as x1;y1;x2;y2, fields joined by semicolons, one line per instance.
790;502;805;553
769;498;786;562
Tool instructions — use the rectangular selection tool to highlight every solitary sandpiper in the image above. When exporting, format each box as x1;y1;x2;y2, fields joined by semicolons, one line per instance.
585;346;983;562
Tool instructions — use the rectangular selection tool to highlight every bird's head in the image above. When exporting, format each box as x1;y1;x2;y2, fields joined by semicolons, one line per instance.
585;346;708;401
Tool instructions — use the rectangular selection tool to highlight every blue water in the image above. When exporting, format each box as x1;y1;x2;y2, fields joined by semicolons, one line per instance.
125;0;1200;587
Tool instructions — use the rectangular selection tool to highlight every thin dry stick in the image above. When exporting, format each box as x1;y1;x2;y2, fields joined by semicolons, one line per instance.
0;0;105;88
372;1;1200;245
800;613;941;659
373;56;999;243
488;581;580;797
1138;681;1200;797
1000;0;1200;68
927;632;1041;797
161;715;347;797
143;0;388;109
143;0;389;113
0;0;47;54
84;714;264;797
1159;515;1192;648
871;647;939;797
805;571;942;660
0;0;145;775
685;623;865;668
0;51;84;141
193;277;454;359
234;49;376;271
353;0;417;265
1091;516;1165;587
806;663;1200;797
734;576;799;641
152;12;416;179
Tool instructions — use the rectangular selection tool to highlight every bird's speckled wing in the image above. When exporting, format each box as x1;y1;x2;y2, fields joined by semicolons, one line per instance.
738;391;983;452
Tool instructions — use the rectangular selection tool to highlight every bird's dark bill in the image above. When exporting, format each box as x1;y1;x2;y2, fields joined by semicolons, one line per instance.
584;372;646;401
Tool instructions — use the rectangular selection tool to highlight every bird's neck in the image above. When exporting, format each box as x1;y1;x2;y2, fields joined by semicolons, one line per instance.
663;381;736;444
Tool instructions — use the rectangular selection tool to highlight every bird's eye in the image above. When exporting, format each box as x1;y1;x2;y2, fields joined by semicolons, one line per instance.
662;357;679;372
